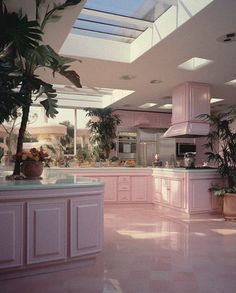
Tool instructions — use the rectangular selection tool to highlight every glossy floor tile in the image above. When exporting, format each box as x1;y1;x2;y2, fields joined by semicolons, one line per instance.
1;204;236;293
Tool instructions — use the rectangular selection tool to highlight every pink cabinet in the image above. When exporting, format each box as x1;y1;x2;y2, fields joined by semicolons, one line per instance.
153;176;162;203
98;176;117;202
169;178;184;208
153;172;185;210
115;110;135;128
188;176;224;213
70;197;103;257
0;203;23;269
114;110;171;129
131;176;148;202
27;200;67;264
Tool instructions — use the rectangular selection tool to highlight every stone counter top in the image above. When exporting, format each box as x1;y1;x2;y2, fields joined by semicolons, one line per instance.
0;169;103;192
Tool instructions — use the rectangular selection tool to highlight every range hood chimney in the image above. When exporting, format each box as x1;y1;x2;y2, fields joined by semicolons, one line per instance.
163;82;210;138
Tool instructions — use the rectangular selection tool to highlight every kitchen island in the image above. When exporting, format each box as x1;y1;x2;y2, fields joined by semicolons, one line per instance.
58;167;223;214
0;171;104;275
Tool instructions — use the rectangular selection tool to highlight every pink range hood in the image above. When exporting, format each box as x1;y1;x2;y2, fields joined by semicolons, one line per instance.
163;82;211;138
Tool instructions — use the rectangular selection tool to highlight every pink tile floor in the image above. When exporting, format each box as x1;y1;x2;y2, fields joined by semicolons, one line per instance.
1;204;236;293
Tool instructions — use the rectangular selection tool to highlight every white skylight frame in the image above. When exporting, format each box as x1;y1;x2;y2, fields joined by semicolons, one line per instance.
177;57;213;71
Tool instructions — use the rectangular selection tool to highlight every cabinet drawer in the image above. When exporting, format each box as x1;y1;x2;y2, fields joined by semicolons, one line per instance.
118;176;130;184
118;183;130;191
118;191;130;201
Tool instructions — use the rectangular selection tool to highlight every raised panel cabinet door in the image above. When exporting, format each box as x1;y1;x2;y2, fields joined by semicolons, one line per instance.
161;178;170;204
27;200;67;264
153;176;162;203
70;197;103;257
190;179;213;212
99;176;117;202
131;176;147;202
0;203;23;269
170;179;184;208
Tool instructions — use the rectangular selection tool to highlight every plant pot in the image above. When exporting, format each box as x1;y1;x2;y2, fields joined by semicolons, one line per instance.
22;161;44;179
223;193;236;220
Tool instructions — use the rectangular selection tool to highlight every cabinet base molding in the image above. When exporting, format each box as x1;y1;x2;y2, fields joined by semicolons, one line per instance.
0;255;96;280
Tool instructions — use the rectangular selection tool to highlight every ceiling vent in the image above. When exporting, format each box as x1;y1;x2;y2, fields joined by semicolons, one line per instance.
217;32;236;43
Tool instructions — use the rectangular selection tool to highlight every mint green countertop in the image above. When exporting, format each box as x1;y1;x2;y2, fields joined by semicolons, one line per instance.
0;169;103;192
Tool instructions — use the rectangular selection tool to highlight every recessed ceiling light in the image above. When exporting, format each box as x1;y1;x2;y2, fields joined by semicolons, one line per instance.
150;79;162;84
139;103;157;109
120;75;136;80
178;57;213;71
225;79;236;86
158;104;172;109
210;98;224;104
217;32;236;43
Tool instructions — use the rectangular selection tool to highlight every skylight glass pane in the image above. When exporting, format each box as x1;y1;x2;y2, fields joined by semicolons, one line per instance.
73;1;173;43
84;0;172;22
73;18;142;40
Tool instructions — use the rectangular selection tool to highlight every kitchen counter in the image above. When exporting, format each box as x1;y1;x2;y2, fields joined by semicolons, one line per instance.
0;170;104;276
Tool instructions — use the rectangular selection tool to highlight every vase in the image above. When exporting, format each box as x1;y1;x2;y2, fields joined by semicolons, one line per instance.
22;161;44;179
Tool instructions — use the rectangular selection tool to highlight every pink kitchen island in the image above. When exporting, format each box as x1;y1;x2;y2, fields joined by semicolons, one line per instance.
61;166;223;214
0;171;104;277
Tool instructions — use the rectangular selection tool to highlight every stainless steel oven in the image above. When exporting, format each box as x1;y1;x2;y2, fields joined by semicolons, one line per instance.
116;129;137;161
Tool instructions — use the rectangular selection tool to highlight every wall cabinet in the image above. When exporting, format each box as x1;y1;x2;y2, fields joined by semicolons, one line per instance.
114;110;171;129
70;197;103;257
27;200;67;264
0;203;23;269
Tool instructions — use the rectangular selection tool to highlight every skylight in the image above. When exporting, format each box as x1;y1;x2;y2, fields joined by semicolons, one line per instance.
139;103;157;109
225;79;236;86
210;98;224;104
158;104;172;109
178;57;213;71
73;0;172;43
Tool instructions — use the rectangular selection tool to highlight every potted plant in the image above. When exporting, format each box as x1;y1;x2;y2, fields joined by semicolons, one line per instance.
20;147;49;179
84;108;121;160
200;107;236;219
0;0;82;178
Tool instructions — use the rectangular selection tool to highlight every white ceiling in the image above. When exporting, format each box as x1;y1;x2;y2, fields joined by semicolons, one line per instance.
9;0;236;113
55;0;236;113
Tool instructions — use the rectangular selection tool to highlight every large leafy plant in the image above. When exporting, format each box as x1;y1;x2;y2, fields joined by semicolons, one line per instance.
0;0;82;176
85;108;120;160
200;107;236;189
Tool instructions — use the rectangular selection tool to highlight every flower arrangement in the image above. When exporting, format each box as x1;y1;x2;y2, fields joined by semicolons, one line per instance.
20;147;49;162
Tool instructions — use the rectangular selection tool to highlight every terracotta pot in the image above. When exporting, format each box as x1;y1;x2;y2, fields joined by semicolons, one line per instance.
22;161;44;179
223;193;236;220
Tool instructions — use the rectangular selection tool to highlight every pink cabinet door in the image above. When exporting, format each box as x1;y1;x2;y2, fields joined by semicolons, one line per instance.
161;178;170;204
0;203;23;269
99;176;117;202
169;178;184;208
27;200;67;264
153;176;162;203
131;176;147;202
70;197;103;257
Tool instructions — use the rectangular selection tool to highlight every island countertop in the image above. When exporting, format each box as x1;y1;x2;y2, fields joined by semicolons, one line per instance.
0;170;104;202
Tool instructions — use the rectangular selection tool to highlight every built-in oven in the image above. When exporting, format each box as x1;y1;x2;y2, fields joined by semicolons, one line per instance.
116;130;137;161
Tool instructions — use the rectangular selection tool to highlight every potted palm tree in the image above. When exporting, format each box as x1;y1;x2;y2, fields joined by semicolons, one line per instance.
200;107;236;220
0;0;82;178
84;108;121;160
